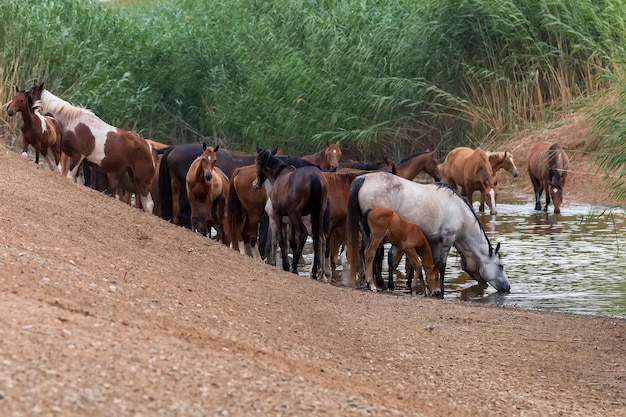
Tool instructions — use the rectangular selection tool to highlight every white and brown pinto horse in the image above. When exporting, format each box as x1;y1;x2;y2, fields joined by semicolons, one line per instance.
28;82;156;213
346;172;510;297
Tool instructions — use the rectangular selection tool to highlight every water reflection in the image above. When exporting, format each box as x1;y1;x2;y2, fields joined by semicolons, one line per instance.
297;194;626;318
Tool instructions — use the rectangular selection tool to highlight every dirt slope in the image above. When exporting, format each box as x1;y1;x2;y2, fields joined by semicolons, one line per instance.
0;130;624;416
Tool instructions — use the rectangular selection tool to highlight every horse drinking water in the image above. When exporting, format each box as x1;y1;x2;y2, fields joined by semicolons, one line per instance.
526;141;569;214
6;85;63;172
28;82;156;213
346;171;510;297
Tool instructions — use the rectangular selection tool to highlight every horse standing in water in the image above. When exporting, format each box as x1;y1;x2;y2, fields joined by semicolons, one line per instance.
28;82;156;213
526;141;569;214
346;172;510;297
186;144;230;242
362;207;441;296
438;147;498;215
6;86;63;172
252;147;329;279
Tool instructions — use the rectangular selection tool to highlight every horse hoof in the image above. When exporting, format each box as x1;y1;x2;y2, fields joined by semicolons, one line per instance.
534;204;542;211
554;209;561;214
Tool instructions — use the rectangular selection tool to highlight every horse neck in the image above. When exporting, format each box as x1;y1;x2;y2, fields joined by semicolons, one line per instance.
395;155;424;179
489;154;506;173
454;217;491;261
416;240;437;272
191;159;206;183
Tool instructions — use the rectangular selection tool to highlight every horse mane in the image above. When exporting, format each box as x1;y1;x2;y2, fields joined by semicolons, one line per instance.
277;155;319;169
41;90;94;123
547;143;562;187
398;150;429;164
434;182;493;249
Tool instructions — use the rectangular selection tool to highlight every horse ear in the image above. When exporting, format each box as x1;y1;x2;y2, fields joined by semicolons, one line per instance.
202;142;207;151
495;242;501;255
270;147;278;155
255;144;262;153
15;85;19;92
335;140;340;146
214;144;220;152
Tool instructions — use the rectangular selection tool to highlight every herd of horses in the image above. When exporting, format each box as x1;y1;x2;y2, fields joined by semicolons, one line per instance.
6;83;573;298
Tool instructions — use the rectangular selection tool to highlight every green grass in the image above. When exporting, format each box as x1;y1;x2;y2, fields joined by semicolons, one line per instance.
1;0;625;165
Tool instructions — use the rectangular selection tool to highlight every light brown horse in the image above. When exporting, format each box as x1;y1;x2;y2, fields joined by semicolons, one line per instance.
6;86;63;172
28;82;156;213
186;144;230;242
301;140;342;170
526;141;569;214
362;207;440;296
438;147;498;214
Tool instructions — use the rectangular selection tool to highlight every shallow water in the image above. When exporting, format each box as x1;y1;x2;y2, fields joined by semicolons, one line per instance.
296;193;626;318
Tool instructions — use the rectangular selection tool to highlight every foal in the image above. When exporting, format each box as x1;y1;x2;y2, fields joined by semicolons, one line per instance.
186;144;230;243
6;86;62;172
362;207;440;296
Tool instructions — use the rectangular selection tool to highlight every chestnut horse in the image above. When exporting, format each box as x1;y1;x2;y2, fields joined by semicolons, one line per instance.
28;82;156;213
526;141;569;214
301;140;342;170
362;207;440;296
186;144;230;242
6;86;63;172
252;147;329;279
395;150;441;182
438;147;498;214
159;143;256;227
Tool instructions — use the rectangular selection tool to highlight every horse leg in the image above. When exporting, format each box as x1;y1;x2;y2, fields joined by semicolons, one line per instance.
272;213;289;271
543;179;551;211
364;231;385;291
21;136;29;160
373;243;387;290
529;174;542;210
68;155;86;181
404;250;429;296
290;216;308;276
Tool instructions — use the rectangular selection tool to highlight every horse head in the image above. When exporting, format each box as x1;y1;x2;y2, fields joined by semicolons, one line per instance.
200;143;218;181
424;150;442;182
461;241;510;293
324;140;342;171
6;86;28;117
548;170;564;213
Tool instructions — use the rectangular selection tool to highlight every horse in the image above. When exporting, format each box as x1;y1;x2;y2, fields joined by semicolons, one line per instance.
252;146;328;279
186;144;230;242
339;158;396;172
362;207;440;296
438;147;498;215
487;151;519;178
526;141;569;214
158;143;256;227
346;171;510;297
227;154;328;262
395;150;441;182
27;82;156;213
6;85;63;172
301;140;342;170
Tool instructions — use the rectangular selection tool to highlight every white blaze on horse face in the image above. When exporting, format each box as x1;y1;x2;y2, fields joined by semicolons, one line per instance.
553;188;559;194
489;188;496;214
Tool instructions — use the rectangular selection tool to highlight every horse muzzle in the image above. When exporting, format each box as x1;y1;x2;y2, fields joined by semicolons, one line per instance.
6;101;14;116
204;173;213;182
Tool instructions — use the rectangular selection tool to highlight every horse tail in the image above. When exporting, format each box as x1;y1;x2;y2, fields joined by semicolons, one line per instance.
226;171;245;245
158;147;174;221
346;176;366;285
308;174;325;244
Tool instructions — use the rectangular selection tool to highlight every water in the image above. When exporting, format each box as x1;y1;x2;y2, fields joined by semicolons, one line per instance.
296;193;626;318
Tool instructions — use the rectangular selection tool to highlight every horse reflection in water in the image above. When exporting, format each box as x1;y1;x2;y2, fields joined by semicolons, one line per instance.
346;172;510;297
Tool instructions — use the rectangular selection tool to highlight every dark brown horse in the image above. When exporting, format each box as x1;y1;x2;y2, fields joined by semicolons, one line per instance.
526;141;569;214
28;82;156;213
252;147;329;279
6;85;63;172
